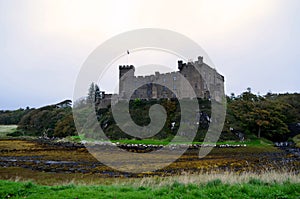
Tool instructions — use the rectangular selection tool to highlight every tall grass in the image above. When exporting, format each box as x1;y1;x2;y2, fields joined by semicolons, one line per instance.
130;171;300;188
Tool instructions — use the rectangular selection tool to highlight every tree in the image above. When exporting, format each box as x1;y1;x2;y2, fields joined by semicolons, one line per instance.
87;82;102;105
225;89;291;141
0;108;32;125
95;84;101;104
87;82;95;103
249;109;270;138
53;114;76;137
17;101;74;137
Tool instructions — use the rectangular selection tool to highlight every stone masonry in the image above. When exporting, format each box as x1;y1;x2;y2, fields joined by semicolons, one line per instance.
118;56;224;101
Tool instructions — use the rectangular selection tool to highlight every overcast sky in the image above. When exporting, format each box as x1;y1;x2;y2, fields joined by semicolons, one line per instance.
1;0;299;110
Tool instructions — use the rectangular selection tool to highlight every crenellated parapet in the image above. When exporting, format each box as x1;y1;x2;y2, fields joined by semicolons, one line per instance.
119;65;135;70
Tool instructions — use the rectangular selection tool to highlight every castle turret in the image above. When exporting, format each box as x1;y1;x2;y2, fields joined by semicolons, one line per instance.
119;65;135;79
198;56;203;64
178;60;186;71
119;65;135;98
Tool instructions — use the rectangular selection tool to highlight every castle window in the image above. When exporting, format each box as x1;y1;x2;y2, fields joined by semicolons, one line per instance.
195;83;197;88
184;74;187;77
163;77;166;82
173;85;176;90
173;76;177;81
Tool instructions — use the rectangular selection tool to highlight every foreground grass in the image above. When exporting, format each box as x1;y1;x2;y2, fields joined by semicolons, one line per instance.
0;179;299;199
2;167;299;186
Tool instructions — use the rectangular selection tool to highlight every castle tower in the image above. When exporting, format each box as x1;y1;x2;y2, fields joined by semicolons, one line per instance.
119;65;135;99
119;65;135;79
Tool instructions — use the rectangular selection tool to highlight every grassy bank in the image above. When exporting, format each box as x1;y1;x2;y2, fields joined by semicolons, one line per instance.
1;179;299;199
72;136;274;147
0;125;17;137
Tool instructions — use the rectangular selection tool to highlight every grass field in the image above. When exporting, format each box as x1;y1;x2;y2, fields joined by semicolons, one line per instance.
0;179;299;199
0;125;17;137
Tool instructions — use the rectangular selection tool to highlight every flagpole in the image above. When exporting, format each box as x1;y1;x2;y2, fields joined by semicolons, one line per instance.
127;50;129;64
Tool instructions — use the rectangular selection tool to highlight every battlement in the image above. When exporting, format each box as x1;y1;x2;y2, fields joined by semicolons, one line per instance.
178;56;204;71
178;60;187;71
119;65;135;70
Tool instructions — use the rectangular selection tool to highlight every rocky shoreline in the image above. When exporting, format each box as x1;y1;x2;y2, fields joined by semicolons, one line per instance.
35;138;249;152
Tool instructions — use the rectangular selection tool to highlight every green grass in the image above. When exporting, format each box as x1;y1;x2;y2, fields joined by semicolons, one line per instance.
0;125;17;137
108;137;273;147
68;136;275;148
111;138;172;145
0;179;299;199
217;137;273;147
72;130;273;146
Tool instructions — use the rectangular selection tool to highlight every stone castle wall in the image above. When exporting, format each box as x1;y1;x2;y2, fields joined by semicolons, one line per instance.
118;56;224;101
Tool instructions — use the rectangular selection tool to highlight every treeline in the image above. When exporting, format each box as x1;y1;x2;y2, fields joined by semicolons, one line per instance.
78;85;300;142
1;85;299;141
4;100;76;138
224;88;300;141
0;108;32;125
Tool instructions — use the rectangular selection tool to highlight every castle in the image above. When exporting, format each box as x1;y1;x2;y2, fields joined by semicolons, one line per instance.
118;56;224;101
97;56;224;108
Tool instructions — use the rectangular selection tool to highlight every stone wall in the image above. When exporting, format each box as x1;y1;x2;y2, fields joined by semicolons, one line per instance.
118;56;224;101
